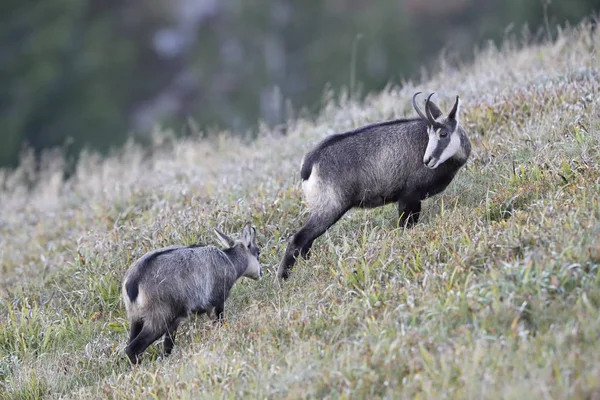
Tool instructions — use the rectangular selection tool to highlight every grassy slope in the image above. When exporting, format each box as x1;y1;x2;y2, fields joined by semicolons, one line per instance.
1;24;600;399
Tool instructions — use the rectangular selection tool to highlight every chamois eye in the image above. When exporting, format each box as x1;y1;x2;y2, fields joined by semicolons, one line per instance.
440;131;448;138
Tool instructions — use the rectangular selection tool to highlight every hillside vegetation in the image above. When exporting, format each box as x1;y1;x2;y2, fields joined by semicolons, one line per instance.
3;0;598;169
1;23;600;399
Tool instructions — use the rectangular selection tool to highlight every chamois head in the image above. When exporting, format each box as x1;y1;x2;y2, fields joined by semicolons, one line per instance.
214;223;262;280
412;92;462;169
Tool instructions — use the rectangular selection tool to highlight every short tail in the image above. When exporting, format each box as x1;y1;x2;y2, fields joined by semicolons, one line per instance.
125;278;139;303
300;152;317;181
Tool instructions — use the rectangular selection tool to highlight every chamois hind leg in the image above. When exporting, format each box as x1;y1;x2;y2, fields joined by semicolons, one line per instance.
277;207;348;280
398;200;421;228
299;239;315;259
125;324;164;365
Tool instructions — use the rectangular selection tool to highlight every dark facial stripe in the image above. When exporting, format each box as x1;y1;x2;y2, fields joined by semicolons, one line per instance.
431;138;448;159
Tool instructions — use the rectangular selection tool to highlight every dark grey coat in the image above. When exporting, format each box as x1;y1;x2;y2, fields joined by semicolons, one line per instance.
122;224;261;364
277;93;471;279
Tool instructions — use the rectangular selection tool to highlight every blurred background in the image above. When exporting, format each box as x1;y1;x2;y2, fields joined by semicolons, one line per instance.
1;0;599;169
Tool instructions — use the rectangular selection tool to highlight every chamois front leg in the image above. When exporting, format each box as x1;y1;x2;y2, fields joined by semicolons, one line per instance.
212;303;225;326
277;208;348;280
162;316;184;357
162;329;177;356
398;200;421;228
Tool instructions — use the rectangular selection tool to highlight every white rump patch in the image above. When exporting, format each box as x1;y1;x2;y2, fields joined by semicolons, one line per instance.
302;164;340;210
135;287;147;308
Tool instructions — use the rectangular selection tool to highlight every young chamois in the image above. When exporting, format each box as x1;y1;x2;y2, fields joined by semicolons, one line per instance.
277;92;471;280
122;223;262;364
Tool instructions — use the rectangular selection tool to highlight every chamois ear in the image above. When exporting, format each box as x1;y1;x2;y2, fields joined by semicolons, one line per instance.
214;228;235;248
241;222;255;247
448;96;460;121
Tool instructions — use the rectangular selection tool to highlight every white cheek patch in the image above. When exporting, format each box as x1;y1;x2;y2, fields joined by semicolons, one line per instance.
433;131;461;168
245;257;262;280
423;131;439;163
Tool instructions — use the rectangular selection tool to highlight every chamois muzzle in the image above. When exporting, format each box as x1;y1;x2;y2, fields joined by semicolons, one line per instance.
423;155;438;169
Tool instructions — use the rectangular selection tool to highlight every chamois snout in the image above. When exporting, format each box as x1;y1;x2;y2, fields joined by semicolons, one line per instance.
244;254;262;280
238;225;262;280
216;224;262;280
423;154;436;169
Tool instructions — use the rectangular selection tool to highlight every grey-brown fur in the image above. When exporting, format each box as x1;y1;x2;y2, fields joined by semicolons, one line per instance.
122;223;262;364
277;92;471;280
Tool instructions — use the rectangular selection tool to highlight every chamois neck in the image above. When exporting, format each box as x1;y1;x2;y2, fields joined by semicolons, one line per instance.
223;245;248;279
453;131;471;165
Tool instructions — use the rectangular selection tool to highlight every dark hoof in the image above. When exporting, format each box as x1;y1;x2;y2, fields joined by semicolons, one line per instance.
126;354;140;365
276;267;290;281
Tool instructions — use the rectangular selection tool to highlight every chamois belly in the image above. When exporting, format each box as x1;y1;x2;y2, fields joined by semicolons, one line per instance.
353;184;404;208
355;194;399;208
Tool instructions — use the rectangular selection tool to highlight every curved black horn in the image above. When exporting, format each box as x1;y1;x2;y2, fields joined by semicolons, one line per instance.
425;92;437;125
448;95;460;120
412;92;429;122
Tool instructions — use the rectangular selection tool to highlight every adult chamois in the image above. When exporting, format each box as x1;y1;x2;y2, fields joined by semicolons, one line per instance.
277;92;471;280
